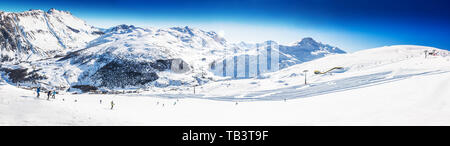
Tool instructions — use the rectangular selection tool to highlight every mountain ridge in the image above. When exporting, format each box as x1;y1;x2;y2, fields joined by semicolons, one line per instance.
0;8;103;62
1;9;347;91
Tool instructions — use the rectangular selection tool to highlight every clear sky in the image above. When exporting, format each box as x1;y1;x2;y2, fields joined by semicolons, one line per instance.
1;0;449;52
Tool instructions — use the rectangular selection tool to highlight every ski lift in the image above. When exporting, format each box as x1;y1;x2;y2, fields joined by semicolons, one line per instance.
314;67;344;75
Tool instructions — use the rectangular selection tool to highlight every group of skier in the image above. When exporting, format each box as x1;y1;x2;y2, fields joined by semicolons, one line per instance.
35;86;116;110
424;49;448;58
35;87;56;100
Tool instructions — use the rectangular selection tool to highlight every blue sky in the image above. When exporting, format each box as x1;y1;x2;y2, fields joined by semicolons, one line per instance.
1;0;449;52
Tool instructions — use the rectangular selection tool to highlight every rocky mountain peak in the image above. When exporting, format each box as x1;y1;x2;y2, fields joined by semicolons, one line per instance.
47;8;71;15
0;9;104;62
296;37;319;46
107;24;137;33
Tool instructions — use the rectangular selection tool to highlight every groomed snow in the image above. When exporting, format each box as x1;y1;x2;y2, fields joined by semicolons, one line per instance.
1;45;450;125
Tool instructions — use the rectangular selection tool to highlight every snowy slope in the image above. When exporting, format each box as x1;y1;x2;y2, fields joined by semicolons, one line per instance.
1;45;450;125
185;45;450;100
0;9;103;62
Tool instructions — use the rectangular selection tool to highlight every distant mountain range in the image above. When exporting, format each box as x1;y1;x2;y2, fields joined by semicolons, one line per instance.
0;9;345;91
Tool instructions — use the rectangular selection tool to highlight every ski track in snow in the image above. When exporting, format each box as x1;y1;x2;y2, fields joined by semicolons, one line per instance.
2;68;450;125
137;70;449;101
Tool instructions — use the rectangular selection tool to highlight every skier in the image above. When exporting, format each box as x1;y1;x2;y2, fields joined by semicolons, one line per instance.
110;101;115;110
36;87;41;98
52;90;56;99
47;91;51;100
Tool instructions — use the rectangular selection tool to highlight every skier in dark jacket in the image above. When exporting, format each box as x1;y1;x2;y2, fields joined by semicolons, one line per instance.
47;91;51;100
36;87;41;98
110;101;115;110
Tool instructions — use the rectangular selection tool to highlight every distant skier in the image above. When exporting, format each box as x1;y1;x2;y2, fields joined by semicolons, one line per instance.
110;101;115;110
52;90;56;99
36;87;41;98
47;91;51;100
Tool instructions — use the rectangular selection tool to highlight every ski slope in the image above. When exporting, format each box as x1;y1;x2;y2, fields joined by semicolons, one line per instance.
1;45;450;125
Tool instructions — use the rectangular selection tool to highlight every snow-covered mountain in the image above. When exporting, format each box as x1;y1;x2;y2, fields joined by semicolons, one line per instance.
0;9;346;91
211;37;345;78
57;24;230;89
281;37;345;62
0;9;103;62
55;25;344;89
